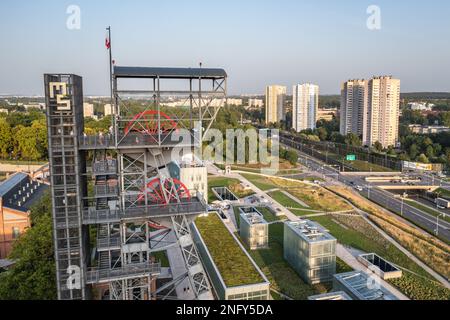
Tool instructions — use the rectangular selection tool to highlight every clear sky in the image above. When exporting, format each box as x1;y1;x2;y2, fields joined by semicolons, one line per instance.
0;0;449;95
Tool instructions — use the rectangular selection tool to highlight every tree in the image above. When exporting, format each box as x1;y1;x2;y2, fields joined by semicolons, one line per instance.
31;119;48;158
0;192;56;300
417;153;429;164
285;150;298;165
344;133;362;147
317;127;328;141
330;132;345;144
0;118;12;158
426;145;435;159
14;126;42;160
373;141;383;152
409;144;419;160
441;112;450;127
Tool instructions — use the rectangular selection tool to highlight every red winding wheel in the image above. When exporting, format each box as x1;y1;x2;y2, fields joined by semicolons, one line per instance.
124;110;178;135
138;177;191;205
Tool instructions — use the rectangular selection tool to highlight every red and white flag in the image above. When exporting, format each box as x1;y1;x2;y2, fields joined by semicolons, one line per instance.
105;32;111;49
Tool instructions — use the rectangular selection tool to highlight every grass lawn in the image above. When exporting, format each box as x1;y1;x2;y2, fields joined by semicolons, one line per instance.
436;188;450;199
404;199;450;223
208;176;254;202
195;214;264;287
153;251;170;268
239;223;326;299
336;257;353;273
324;152;392;172
240;173;278;191
268;190;308;209
346;159;393;172
284;187;352;212
241;174;352;212
309;214;450;300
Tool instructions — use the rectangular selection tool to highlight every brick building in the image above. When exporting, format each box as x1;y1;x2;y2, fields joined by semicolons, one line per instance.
0;173;48;258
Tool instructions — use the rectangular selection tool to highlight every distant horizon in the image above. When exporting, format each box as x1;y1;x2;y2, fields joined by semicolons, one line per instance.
2;91;450;99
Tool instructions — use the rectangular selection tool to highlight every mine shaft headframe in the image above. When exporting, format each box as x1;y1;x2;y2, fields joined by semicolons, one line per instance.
112;66;227;144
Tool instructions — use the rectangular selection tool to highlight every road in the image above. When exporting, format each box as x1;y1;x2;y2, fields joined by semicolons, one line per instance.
280;138;450;242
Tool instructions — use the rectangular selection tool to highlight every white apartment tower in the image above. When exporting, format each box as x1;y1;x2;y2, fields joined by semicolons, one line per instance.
340;76;400;149
292;83;319;132
265;85;286;124
340;80;367;137
364;76;401;148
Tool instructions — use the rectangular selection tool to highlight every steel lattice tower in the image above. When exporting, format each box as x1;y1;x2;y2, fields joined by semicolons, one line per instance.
45;66;227;300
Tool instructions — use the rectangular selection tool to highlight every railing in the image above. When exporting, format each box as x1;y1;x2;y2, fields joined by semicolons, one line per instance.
92;160;118;175
82;198;207;225
96;236;121;251
79;131;198;149
94;185;119;197
86;262;161;284
79;135;114;149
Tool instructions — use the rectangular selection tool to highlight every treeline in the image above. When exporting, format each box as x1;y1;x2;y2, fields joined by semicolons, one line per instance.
401;92;450;100
400;110;450;165
0;111;47;161
402;109;450;126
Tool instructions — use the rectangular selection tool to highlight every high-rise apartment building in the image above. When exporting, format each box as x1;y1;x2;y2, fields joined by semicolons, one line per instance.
340;80;367;137
265;85;286;124
364;76;400;148
292;84;319;132
339;76;400;149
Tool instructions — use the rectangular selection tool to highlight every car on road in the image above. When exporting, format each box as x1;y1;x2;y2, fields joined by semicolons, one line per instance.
354;185;364;192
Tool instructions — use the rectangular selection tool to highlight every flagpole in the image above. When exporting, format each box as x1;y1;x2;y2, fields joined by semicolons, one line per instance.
106;26;115;145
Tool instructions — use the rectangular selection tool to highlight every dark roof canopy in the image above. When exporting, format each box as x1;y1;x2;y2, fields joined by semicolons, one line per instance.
0;173;28;197
113;66;227;79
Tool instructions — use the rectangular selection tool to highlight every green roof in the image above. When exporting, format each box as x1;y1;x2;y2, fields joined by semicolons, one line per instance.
195;214;264;287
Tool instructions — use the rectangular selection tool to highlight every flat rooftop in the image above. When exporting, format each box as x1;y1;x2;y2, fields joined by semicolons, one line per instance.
286;220;336;243
114;66;227;80
239;207;268;225
0;172;48;212
194;213;265;287
334;271;397;300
